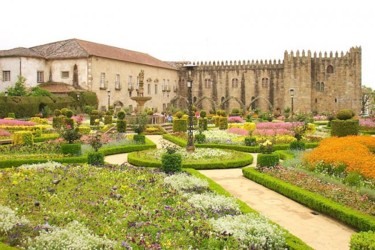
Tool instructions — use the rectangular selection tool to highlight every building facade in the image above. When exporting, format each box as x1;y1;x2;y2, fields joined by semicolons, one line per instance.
0;39;362;114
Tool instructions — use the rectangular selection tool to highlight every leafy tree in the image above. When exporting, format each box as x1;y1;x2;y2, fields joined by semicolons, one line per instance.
28;86;52;97
361;85;375;115
7;76;27;96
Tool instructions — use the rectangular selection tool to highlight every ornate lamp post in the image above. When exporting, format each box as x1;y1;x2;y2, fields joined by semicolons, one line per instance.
107;90;111;110
184;64;197;152
289;88;295;119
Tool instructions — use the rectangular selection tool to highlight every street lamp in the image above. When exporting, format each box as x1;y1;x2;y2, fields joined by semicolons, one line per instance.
289;88;295;119
107;90;111;110
184;64;197;152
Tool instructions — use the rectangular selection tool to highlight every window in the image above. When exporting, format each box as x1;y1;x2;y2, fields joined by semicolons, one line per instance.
61;71;69;78
261;78;269;88
148;84;151;95
2;71;11;82
320;82;325;92
115;74;121;90
327;65;334;74
100;73;106;89
232;78;239;88
204;79;211;89
315;82;324;92
155;84;158;94
37;71;44;83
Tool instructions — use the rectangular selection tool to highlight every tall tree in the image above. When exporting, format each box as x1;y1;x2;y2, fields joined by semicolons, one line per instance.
361;85;375;115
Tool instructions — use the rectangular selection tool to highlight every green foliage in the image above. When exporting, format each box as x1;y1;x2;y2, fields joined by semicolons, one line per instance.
84;105;94;115
194;132;206;144
52;116;63;129
242;167;375;231
161;152;182;173
344;172;363;187
350;231;375;250
116;120;126;133
28;86;52;97
87;152;104;166
173;119;187;132
230;108;241;116
60;126;81;143
244;137;257;146
12;131;34;146
65;109;73;118
257;153;280;168
131;113;148;134
289;141;306;151
336;109;355;120
219;117;228;130
7;76;27;96
198;117;208;130
60;143;81;155
133;134;145;144
104;115;112;125
90;112;100;126
162;134;187;147
117;110;126;120
175;111;184;119
7;113;15;118
200;110;207;118
54;109;61;116
64;118;74;128
331;119;359;137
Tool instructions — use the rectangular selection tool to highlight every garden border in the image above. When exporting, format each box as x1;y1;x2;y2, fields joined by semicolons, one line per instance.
242;167;375;231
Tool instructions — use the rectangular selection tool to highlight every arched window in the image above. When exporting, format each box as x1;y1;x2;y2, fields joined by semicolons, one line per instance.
232;78;239;88
320;82;325;92
205;79;211;89
315;82;320;91
327;65;334;74
262;78;269;88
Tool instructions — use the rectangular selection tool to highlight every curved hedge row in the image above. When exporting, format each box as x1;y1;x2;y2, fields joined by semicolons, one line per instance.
128;150;253;170
242;167;375;231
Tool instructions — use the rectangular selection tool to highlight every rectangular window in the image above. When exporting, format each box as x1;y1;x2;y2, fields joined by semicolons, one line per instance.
61;71;69;78
115;74;121;90
37;71;44;83
155;84;158;95
148;84;151;95
2;71;11;81
100;72;106;89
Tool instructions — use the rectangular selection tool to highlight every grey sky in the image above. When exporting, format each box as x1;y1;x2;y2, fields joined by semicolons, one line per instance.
1;0;373;88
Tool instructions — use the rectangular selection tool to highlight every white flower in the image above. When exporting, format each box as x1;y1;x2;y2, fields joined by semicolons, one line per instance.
187;193;240;215
0;205;30;233
164;173;209;193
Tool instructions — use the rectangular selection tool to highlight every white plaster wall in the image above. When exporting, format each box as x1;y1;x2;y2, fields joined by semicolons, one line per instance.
0;57;46;91
90;56;179;112
47;59;88;88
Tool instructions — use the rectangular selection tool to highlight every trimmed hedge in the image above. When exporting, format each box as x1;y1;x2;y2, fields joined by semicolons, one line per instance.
198;117;208;130
133;134;146;144
104;115;113;125
257;153;280;167
162;134;187;147
173;118;187;132
13;131;33;145
116;120;126;133
0;156;87;169
61;143;81;155
88;152;105;165
99;139;156;155
350;231;375;249
185;168;312;250
331;119;359;137
128;150;253;169
242;167;375;231
161;153;182;173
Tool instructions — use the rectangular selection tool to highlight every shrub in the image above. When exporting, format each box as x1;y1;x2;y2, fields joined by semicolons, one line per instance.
13;131;33;146
104;115;112;125
117;110;126;120
259;140;273;154
54;109;61;116
219;117;228;130
7;113;15;118
64;118;74;128
133;134;145;144
65;109;73;118
173;119;187;132
161;152;182;173
350;231;375;250
52;116;63;129
83;105;93;115
244;137;257;146
289;141;305;151
194;132;206;144
60;108;69;116
331;119;359;137
175;111;184;119
61;143;81;155
257;153;280;168
78;125;91;135
87;152;104;165
116;120;126;133
200;110;207;118
60;126;81;144
198;117;208;130
343;172;363;187
336;109;355;120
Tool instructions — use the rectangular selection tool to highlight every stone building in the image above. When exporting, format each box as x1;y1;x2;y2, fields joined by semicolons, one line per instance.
174;47;362;115
0;39;361;114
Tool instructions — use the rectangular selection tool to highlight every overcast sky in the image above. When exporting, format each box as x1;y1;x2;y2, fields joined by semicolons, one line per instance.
1;0;374;88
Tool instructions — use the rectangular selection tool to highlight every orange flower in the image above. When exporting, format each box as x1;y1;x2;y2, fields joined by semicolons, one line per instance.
303;136;375;179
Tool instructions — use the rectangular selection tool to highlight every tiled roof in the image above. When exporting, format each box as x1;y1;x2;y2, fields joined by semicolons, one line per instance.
31;39;176;70
0;47;44;58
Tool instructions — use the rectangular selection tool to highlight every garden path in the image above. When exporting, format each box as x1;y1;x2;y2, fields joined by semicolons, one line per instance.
104;135;355;250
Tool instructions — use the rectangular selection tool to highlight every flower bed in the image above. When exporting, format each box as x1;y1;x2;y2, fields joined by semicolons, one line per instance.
303;136;375;179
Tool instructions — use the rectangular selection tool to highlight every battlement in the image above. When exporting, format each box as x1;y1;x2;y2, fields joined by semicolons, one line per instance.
284;46;361;62
179;58;284;70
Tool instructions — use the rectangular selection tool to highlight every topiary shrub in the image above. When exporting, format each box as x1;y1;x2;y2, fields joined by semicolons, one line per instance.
336;109;355;120
84;105;93;115
61;143;81;155
88;152;104;166
200;110;207;118
173;119;187;132
60;108;69;116
289;141;306;151
161;152;182;173
117;120;126;133
194;132;206;144
244;137;257;146
13;131;33;145
52;116;63;129
117;110;126;120
219;117;228;130
90;110;99;126
257;153;280;168
198;117;208;130
104;115;112;125
350;231;375;250
133;134;145;144
175;111;184;119
331;119;359;137
64;118;74;128
54;109;61;116
65;109;73;118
